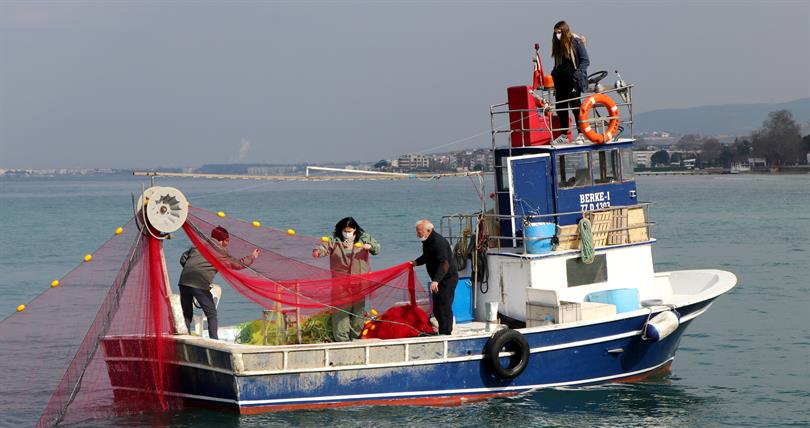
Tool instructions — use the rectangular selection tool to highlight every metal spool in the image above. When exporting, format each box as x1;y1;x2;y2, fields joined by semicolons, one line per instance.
138;186;189;234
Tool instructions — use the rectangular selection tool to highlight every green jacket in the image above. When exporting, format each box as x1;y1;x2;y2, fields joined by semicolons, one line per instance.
315;231;380;275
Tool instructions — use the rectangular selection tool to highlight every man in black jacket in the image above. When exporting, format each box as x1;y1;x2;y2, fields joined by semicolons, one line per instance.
411;219;458;335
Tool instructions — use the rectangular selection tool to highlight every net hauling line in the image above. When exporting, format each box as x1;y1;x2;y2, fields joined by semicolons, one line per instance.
133;169;487;182
130;104;547;193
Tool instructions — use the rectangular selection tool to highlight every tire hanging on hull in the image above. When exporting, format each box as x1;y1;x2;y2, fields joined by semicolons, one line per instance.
484;329;530;379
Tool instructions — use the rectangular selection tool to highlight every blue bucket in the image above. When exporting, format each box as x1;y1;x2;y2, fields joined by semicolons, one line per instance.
452;277;473;323
586;288;640;313
525;222;556;254
427;277;474;323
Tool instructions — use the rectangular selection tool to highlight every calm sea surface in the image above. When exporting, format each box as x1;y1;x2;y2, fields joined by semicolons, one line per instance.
0;174;808;427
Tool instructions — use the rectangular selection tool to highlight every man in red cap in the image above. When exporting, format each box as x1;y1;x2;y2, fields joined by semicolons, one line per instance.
178;226;259;339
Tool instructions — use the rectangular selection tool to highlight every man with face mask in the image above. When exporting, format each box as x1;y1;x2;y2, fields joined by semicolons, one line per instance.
411;219;458;335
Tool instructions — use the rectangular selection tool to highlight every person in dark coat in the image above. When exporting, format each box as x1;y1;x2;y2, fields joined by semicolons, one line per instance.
411;219;458;335
550;20;590;144
178;226;259;339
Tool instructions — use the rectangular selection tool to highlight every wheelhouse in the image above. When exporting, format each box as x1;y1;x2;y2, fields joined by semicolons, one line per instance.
493;140;638;243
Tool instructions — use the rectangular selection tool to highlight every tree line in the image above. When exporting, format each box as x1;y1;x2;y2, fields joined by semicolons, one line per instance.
650;110;809;168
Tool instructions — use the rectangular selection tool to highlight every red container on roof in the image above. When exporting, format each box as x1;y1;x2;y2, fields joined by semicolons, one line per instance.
507;86;568;147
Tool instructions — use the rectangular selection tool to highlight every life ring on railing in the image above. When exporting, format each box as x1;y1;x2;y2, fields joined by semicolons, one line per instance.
578;93;621;144
484;328;530;379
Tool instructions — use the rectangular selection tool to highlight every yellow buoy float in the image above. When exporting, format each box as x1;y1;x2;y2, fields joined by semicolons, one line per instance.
287;229;295;236
217;211;226;218
51;280;60;288
252;220;261;228
16;304;26;312
115;227;124;235
83;254;93;262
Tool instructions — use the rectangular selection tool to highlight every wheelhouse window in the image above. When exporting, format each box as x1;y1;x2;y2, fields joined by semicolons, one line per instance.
497;155;508;191
592;149;620;184
567;255;607;287
621;149;635;181
558;152;591;189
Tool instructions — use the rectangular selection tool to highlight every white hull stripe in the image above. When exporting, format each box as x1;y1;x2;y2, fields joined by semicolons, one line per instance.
112;386;239;405
241;357;676;405
678;302;712;322
110;358;675;407
529;329;640;353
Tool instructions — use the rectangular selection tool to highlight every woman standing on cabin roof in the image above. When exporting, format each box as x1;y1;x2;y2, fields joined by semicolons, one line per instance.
312;217;380;342
551;20;590;144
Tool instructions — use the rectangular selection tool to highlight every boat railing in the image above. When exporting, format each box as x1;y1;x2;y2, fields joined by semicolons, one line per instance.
440;202;654;255
490;85;635;150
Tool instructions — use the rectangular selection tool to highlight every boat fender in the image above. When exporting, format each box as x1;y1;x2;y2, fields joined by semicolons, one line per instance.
484;328;530;379
642;310;680;342
578;93;621;144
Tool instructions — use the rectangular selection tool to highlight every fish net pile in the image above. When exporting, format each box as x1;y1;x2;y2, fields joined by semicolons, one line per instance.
0;205;432;426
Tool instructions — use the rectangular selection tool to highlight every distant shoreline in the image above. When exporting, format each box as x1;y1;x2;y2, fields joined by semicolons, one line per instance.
2;165;809;179
637;166;810;176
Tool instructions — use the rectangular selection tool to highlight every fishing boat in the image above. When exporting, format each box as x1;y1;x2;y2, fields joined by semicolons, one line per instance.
93;44;737;414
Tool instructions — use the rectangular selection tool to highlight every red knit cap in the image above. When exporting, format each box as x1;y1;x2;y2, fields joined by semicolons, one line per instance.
211;226;229;241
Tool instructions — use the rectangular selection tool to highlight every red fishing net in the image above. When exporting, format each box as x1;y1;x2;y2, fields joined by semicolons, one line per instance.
0;219;179;426
0;204;432;426
182;207;433;338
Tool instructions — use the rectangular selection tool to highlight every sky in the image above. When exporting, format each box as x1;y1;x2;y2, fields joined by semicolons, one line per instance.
1;1;809;169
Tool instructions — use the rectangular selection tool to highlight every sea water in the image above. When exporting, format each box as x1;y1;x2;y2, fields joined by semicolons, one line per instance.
0;174;808;427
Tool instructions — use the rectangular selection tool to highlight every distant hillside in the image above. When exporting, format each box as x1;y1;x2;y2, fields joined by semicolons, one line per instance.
635;98;810;136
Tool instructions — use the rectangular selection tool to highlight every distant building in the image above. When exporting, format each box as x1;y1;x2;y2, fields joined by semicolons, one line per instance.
633;151;656;168
748;157;767;167
396;154;430;171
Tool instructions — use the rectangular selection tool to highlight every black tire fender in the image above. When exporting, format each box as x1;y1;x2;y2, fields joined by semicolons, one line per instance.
484;328;530;379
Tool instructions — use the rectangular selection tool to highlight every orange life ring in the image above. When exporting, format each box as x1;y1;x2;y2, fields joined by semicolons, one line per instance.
578;94;620;144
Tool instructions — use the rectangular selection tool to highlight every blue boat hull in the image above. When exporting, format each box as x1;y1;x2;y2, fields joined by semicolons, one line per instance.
104;300;710;413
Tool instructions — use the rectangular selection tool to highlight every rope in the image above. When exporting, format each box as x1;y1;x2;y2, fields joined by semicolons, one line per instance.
579;217;595;264
414;103;549;155
640;307;654;341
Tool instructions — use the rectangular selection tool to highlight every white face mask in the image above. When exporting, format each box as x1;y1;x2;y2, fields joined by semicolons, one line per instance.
418;234;428;242
342;231;354;240
556;33;562;41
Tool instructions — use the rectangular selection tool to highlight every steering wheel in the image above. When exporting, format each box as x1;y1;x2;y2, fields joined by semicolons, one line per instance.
588;70;609;85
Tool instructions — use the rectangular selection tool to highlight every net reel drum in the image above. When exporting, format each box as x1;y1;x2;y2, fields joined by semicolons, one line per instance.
135;186;190;334
135;186;189;237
